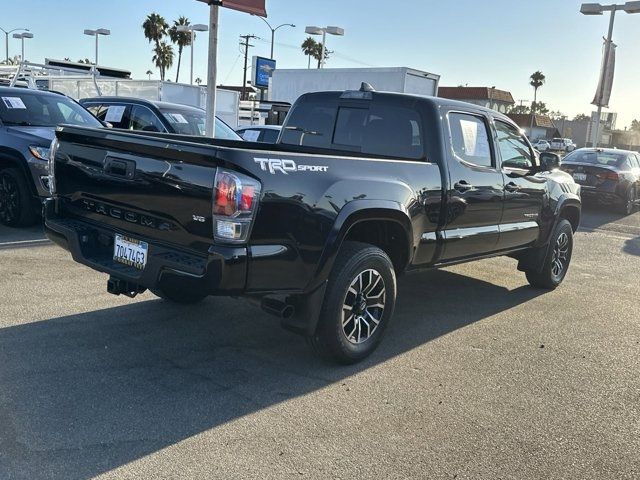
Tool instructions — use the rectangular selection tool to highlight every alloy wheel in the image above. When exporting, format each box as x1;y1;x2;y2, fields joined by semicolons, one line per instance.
341;269;386;345
551;232;570;280
0;174;19;224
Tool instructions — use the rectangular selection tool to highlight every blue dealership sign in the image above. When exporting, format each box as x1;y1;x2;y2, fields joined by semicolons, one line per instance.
253;56;276;89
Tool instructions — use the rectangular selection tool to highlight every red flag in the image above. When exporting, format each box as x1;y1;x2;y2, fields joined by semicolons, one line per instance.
222;0;267;16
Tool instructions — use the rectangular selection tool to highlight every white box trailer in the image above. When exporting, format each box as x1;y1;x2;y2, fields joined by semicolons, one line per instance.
269;67;440;104
46;78;240;127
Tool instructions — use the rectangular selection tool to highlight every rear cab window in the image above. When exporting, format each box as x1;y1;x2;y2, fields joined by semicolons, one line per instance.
448;112;493;167
280;94;425;160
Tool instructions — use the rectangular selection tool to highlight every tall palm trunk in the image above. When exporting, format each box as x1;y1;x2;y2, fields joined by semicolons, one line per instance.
307;54;310;69
175;46;183;83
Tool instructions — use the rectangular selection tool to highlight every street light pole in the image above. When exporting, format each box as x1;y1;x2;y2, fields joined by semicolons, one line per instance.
12;32;33;63
580;1;640;147
253;16;295;60
83;28;110;66
0;27;29;62
305;26;345;69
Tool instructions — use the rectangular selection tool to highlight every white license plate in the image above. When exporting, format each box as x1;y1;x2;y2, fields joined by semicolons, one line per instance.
573;173;587;182
113;234;148;270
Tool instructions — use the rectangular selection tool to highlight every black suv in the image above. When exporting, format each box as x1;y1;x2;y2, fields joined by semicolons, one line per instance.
0;86;103;226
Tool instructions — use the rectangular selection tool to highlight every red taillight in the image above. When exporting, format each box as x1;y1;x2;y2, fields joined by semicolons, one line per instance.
212;169;261;243
596;171;619;181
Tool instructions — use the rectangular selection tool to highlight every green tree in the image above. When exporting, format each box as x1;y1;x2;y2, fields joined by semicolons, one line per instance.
531;101;549;115
195;77;202;85
143;13;169;79
529;71;546;115
168;16;192;83
146;69;153;80
152;42;174;81
508;104;530;115
630;119;640;132
573;113;590;122
301;37;317;69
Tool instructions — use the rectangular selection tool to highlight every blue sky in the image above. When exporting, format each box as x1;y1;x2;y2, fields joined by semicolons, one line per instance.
3;0;639;126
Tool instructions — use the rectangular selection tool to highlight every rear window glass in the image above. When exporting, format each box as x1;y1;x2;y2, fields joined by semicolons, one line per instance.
564;150;626;167
0;92;101;128
280;101;337;149
281;100;424;160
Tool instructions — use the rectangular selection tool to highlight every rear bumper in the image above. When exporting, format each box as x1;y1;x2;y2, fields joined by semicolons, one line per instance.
43;199;247;296
579;186;625;204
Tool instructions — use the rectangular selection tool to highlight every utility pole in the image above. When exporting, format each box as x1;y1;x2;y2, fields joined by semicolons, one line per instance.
240;34;258;101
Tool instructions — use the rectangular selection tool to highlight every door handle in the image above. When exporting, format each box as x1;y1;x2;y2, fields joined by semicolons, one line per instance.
454;180;473;192
505;182;520;192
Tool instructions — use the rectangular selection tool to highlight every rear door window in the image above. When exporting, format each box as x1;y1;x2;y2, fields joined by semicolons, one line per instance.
129;105;165;133
448;113;493;167
260;129;280;143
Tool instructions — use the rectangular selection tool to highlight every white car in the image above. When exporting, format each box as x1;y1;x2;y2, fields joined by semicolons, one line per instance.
550;138;576;152
532;140;550;152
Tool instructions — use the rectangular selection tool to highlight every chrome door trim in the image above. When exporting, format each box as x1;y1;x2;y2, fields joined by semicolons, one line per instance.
499;221;539;233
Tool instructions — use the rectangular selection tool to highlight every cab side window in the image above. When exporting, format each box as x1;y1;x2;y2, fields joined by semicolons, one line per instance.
449;113;493;167
88;104;130;129
495;121;534;169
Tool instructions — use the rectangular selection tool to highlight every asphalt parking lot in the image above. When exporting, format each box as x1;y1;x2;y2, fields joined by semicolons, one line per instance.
1;205;639;480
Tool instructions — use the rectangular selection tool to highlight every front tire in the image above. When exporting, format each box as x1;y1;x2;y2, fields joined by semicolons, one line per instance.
0;168;38;227
525;219;573;290
307;241;397;364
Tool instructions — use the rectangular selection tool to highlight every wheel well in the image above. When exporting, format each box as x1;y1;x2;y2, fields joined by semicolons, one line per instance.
343;219;410;273
560;205;580;232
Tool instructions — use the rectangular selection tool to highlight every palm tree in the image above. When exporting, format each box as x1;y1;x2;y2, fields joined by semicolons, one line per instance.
143;13;169;78
146;69;153;80
195;77;202;85
529;71;546;115
301;37;317;69
169;16;192;83
153;42;174;81
313;43;331;69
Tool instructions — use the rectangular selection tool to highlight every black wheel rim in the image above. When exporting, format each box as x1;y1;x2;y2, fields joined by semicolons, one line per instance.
626;189;635;215
0;174;19;224
341;269;386;345
551;232;570;280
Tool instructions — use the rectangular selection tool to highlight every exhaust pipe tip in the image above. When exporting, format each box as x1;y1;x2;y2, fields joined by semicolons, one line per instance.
261;297;295;319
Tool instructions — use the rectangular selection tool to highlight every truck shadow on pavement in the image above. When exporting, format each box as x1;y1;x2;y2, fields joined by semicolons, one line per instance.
0;269;543;480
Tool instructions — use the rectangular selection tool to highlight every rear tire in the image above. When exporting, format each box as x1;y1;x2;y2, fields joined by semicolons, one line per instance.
0;168;38;227
307;241;397;364
525;219;573;290
151;286;208;304
619;186;637;216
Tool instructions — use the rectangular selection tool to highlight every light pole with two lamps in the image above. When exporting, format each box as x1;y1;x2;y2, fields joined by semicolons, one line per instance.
12;32;33;63
304;25;344;68
176;23;209;85
83;28;110;65
580;1;640;147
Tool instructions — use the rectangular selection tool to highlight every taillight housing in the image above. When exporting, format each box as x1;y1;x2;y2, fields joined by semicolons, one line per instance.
212;168;261;243
596;171;619;181
47;137;59;195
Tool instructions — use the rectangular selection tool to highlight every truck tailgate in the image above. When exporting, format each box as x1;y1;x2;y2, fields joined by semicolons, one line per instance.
53;126;220;253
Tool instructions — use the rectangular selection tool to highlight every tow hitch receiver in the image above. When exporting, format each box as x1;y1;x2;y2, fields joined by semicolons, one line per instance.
107;276;146;298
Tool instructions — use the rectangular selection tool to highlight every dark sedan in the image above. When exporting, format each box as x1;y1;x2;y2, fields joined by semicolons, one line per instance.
560;148;640;215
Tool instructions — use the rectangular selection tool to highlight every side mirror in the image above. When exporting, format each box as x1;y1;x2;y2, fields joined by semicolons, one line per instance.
539;152;561;171
102;121;114;128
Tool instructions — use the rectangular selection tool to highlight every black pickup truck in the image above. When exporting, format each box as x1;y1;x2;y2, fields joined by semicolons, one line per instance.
44;85;581;363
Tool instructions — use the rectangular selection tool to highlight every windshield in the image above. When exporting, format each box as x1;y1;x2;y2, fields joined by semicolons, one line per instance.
159;108;241;140
0;91;102;127
564;150;626;167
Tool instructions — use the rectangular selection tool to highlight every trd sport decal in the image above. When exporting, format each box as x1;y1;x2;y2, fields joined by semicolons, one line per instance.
254;158;329;174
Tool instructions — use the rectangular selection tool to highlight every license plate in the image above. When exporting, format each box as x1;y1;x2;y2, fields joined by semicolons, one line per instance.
573;173;587;182
113;235;148;270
